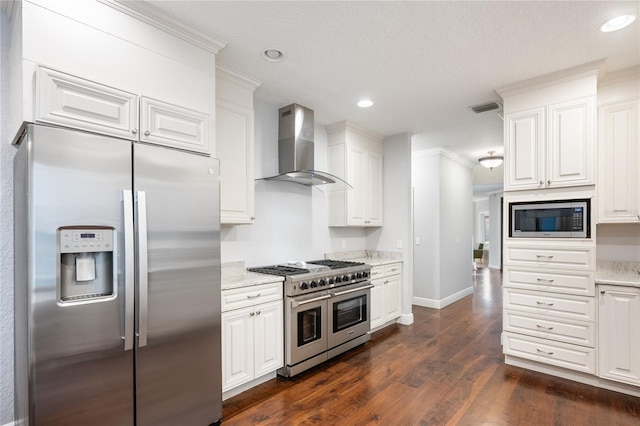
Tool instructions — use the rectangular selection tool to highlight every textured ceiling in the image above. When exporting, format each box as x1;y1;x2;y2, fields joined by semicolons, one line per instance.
141;0;639;162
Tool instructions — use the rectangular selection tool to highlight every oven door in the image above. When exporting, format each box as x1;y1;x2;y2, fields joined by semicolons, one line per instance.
286;292;329;366
327;283;374;349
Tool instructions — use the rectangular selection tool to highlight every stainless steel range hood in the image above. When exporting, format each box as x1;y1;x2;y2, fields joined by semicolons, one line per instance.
259;104;351;189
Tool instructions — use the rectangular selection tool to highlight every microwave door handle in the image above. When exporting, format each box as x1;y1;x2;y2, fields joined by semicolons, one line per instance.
122;190;135;351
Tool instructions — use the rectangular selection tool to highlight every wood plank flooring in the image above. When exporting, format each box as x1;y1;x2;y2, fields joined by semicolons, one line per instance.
222;268;640;425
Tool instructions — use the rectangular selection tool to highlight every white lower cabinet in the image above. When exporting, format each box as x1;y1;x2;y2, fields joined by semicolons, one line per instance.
370;263;402;329
598;285;640;387
221;282;283;392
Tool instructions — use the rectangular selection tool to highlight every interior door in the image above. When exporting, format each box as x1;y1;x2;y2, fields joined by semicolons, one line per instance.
133;143;221;425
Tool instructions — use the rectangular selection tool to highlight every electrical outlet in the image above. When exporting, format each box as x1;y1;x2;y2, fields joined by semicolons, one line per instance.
341;239;346;249
397;240;402;249
415;237;421;245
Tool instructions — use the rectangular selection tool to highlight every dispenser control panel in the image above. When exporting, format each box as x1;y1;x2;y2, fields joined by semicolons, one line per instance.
59;228;114;253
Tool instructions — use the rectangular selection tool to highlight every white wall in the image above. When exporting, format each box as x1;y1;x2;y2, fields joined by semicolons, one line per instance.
597;224;640;262
1;6;15;423
412;148;474;307
366;132;413;322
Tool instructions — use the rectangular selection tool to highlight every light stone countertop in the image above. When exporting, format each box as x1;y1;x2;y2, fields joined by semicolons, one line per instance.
325;250;404;267
596;261;640;288
221;261;284;291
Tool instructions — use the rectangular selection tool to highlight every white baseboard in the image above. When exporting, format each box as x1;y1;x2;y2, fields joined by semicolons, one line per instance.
397;312;414;325
412;286;474;309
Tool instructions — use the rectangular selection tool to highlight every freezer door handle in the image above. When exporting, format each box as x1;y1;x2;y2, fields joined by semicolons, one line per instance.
122;190;135;351
136;191;149;347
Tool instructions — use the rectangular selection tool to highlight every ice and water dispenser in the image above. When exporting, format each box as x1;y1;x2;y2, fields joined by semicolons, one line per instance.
57;227;116;303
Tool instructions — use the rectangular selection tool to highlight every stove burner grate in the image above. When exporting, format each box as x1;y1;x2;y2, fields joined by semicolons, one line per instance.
247;265;310;277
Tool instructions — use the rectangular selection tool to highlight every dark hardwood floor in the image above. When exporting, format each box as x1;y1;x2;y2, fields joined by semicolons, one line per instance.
222;268;640;425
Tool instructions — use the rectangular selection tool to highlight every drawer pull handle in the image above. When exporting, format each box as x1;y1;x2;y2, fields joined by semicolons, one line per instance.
536;255;554;260
536;324;554;330
536;278;555;283
536;348;554;356
247;293;261;299
536;301;554;307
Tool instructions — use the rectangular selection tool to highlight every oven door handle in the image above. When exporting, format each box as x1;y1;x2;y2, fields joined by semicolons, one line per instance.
291;294;332;308
330;284;374;297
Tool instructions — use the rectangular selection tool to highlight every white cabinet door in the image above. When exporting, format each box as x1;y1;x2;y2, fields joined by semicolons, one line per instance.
217;101;255;224
347;144;367;226
505;107;545;191
547;97;595;188
222;307;254;392
367;149;383;226
37;66;138;140
384;275;402;320
253;301;284;378
598;286;640;387
598;101;640;223
369;279;385;329
140;97;210;154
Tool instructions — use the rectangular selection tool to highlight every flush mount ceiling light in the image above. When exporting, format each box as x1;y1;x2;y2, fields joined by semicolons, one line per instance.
599;14;637;32
262;48;284;62
478;151;503;170
357;99;373;108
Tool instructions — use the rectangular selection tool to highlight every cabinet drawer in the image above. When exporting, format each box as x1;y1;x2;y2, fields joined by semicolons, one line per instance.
370;266;385;280
505;268;594;296
140;97;210;154
503;288;595;322
37;66;138;140
384;263;402;276
504;310;595;347
222;282;282;312
503;332;595;374
504;245;594;270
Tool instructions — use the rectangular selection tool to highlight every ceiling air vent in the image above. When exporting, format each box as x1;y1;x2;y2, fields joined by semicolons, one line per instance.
470;100;502;114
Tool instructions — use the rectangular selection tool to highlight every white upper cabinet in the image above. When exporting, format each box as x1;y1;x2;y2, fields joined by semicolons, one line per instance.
327;121;383;227
597;101;640;223
215;67;261;225
140;97;210;154
499;62;599;192
37;66;139;140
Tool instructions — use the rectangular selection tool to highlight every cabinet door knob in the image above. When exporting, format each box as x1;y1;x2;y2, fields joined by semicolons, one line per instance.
250;312;255;316
601;290;605;295
256;311;261;315
547;180;551;185
132;128;138;135
539;180;544;185
144;130;151;136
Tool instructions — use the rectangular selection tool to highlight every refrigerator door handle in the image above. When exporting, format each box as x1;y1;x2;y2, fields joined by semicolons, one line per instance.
122;190;135;351
136;190;149;347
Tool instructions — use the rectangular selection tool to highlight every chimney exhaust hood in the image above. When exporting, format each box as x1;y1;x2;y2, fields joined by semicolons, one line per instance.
259;103;352;190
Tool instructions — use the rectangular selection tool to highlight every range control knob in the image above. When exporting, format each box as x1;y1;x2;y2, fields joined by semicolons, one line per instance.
363;271;369;278
343;275;350;282
351;273;357;280
328;277;335;285
300;282;309;290
310;280;318;288
356;272;363;279
335;276;342;283
319;279;326;286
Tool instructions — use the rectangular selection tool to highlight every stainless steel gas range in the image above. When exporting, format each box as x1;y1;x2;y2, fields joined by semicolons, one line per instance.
248;259;373;377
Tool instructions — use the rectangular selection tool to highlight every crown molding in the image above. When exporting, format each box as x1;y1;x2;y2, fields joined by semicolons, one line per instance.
325;120;383;142
599;65;640;88
413;147;475;169
216;65;261;90
496;59;604;99
97;0;226;55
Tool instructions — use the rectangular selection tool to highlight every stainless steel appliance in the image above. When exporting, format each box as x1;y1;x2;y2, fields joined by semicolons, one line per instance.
13;124;222;426
248;260;372;377
510;199;590;238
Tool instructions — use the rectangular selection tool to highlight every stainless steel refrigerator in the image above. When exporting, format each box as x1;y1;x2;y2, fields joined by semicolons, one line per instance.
14;124;222;425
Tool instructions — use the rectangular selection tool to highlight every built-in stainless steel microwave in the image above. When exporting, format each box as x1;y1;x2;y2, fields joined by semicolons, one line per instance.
509;199;590;238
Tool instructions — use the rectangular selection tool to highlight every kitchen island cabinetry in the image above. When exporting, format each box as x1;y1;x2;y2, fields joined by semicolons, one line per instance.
327;121;383;227
598;285;640;387
216;67;261;224
597;101;640;223
37;66;211;154
370;263;402;329
221;282;283;394
498;62;599;192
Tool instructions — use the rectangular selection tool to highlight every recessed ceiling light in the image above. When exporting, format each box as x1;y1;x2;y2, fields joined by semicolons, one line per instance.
357;99;373;108
262;48;284;62
599;14;636;32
